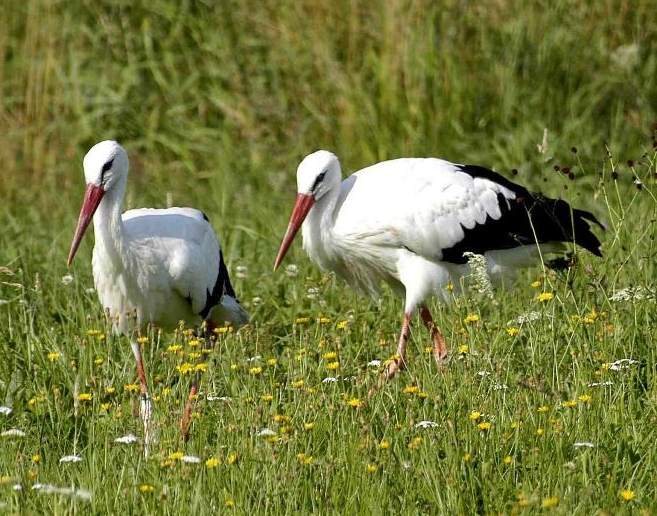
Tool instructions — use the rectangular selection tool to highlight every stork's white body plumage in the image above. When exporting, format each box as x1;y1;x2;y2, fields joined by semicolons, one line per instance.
275;151;603;379
68;140;247;444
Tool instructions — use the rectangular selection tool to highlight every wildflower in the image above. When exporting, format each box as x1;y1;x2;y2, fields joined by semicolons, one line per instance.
296;453;314;465
266;358;277;366
478;421;491;431
230;363;238;370
531;280;542;288
115;434;138;444
403;385;419;395
256;428;277;437
574;442;594;448
139;484;155;493
78;393;92;402
506;327;520;337
446;282;454;292
337;320;349;330
379;439;390;450
248;367;262;375
59;455;82;463
417;391;428;399
464;252;494;298
235;265;247;278
303;422;315;431
537;292;554;302
469;411;481;421
415;420;438;429
177;363;194;375
578;394;592;403
458;345;469;354
366;464;378;473
536;428;544;436
224;499;235;508
295;317;310;325
168;451;184;461
273;414;291;423
463;314;479;324
347;398;364;408
285;264;299;277
214;326;230;334
608;359;639;371
188;339;200;348
318;317;331;324
367;359;381;367
510;421;522;429
306;287;320;299
31;454;41;464
167;344;182;353
61;273;74;285
463;453;472;462
541;496;559;508
1;428;25;438
619;489;635;501
326;361;340;371
0;406;12;416
226;453;238;465
322;351;337;360
182;455;201;464
100;403;111;412
93;357;104;366
291;379;304;388
124;384;139;393
205;457;220;468
261;394;273;402
408;437;423;450
136;336;149;344
86;329;101;337
561;400;577;408
503;455;513;465
322;377;338;383
194;363;208;373
537;405;549;413
47;352;61;362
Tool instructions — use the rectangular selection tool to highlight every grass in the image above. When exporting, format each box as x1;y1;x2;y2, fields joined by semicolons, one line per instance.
1;0;657;512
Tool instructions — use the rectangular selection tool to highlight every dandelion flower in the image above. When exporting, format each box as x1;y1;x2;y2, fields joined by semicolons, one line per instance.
322;351;337;360
537;405;549;413
194;363;208;373
124;384;139;393
168;451;184;461
537;292;554;302
578;394;592;403
619;489;635;501
326;361;340;371
536;428;544;436
248;367;262;375
47;352;61;362
224;499;235;508
403;385;419;395
261;394;274;402
226;453;238;465
78;393;92;402
296;453;314;465
477;422;491;431
177;363;194;375
303;422;315;431
463;314;479;324
347;398;364;408
469;411;482;421
291;379;305;388
205;457;220;468
561;400;577;408
379;439;390;450
531;280;542;288
136;336;149;344
408;437;423;450
463;453;472;462
139;484;155;493
541;496;559;508
366;464;378;473
506;327;520;337
458;345;469;354
503;455;513;465
336;320;349;330
266;358;277;366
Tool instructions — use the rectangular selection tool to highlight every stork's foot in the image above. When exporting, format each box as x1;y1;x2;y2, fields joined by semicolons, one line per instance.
432;336;449;367
383;356;406;380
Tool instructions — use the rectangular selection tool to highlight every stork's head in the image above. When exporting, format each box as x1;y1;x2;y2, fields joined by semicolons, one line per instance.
67;140;129;267
273;150;341;270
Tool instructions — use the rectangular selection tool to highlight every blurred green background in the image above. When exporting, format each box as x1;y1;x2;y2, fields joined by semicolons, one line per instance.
1;0;656;273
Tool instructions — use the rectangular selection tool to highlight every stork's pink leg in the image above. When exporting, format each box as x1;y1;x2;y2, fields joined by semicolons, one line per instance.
419;305;448;365
383;312;412;380
180;320;217;441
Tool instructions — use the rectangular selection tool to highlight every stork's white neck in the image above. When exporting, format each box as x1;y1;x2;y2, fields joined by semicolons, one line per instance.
301;186;340;269
92;177;127;266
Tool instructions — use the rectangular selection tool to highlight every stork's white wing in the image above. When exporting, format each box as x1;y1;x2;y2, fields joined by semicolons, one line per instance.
332;158;517;262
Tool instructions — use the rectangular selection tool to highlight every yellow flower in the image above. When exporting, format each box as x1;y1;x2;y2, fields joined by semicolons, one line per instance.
230;363;238;370
47;352;61;362
139;484;155;493
78;393;92;402
578;394;592;403
224;499;235;508
273;414;291;423
537;292;554;302
226;453;238;465
403;385;419;395
562;400;577;408
161;387;172;397
322;351;338;360
510;421;522;429
168;451;184;461
167;344;182;353
531;280;542;288
446;282;454;292
214;326;230;334
124;384;139;393
136;336;149;344
266;358;277;366
541;496;559;508
463;453;472;462
336;320;349;330
261;394;274;402
477;421;491;431
295;317;310;325
94;357;104;366
503;455;513;465
291;379;304;388
458;345;469;354
100;403;111;412
296;453;313;465
188;339;201;348
31;454;41;464
177;363;194;375
188;352;202;360
326;361;340;371
536;428;544;436
537;405;549;413
417;391;428;399
86;329;101;336
408;437;423;449
194;363;208;372
205;457;220;468
318;317;331;324
469;411;482;421
249;367;262;375
366;463;378;473
303;422;315;431
379;439;390;450
463;314;480;324
347;398;364;408
506;327;520;337
619;489;635;501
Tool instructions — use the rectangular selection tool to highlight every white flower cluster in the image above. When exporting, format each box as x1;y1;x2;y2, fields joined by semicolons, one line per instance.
610;286;655;302
463;252;494;299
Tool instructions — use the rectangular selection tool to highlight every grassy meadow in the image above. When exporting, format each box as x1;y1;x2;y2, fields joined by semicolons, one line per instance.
1;0;657;513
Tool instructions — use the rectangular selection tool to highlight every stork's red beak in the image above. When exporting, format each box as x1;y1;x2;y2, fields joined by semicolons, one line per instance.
274;193;315;271
67;184;105;267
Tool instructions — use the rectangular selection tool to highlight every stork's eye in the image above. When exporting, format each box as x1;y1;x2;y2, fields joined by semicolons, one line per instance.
312;171;327;191
101;159;114;173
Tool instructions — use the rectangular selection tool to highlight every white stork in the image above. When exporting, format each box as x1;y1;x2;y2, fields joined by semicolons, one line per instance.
67;140;248;443
274;151;603;379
